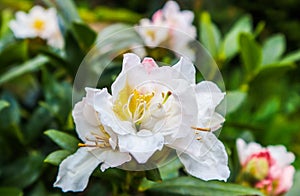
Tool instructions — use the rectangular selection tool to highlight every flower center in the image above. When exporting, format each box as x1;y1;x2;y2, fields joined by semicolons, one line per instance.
113;83;173;130
32;19;45;31
78;125;111;148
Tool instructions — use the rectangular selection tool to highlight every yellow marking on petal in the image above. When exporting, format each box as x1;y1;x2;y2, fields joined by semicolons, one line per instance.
191;126;211;132
196;137;202;140
113;80;133;121
146;30;156;42
32;19;45;31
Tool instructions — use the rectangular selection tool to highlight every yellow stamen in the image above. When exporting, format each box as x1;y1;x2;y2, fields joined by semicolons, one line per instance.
162;91;172;104
32;19;45;31
191;126;211;132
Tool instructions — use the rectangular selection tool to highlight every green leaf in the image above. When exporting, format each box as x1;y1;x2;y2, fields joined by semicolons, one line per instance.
1;153;44;189
71;22;96;51
281;49;300;64
262;34;286;65
146;177;264;196
44;129;79;152
24;106;53;144
226;91;247;114
239;33;262;77
0;187;23;196
79;6;141;23
0;55;49;85
200;12;221;58
0;39;28;68
44;150;72;166
43;0;81;27
145;168;162;182
221;15;252;60
0;9;13;38
0;100;9;111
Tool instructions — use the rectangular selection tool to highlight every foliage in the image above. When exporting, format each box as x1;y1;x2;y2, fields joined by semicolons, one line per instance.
0;0;299;195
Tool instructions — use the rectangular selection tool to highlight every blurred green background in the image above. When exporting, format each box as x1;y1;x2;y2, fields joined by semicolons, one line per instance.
0;0;299;195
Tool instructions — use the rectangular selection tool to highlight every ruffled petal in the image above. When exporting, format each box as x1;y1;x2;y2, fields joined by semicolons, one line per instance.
99;150;132;171
118;130;164;163
54;148;101;192
236;138;263;165
267;145;295;167
72;98;99;142
178;132;230;181
173;57;195;84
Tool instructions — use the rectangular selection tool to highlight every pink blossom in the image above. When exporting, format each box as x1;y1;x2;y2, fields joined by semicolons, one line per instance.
236;139;295;196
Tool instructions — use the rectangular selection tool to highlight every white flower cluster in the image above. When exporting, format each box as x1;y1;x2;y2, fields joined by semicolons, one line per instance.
54;53;230;192
135;1;196;60
9;6;64;48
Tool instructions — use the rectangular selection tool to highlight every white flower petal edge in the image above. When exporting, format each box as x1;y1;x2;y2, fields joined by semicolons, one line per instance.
54;88;131;192
178;132;230;181
118;130;164;163
54;148;104;192
267;145;295;167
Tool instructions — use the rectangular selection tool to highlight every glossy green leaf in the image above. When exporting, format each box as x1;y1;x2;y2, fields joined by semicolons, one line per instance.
239;33;262;77
43;0;81;27
0;9;13;38
221;15;252;60
44;149;72;166
262;34;286;65
44;129;79;152
0;187;23;196
200;12;221;58
71;22;96;51
0;55;49;85
82;6;141;23
0;100;9;111
1;153;44;189
146;177;264;196
281;49;300;64
145;168;162;182
0;39;28;68
226;91;247;114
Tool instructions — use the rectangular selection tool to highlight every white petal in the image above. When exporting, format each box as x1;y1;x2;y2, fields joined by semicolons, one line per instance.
118;130;164;163
93;88;135;135
236;138;263;165
99;150;132;171
172;57;195;84
163;1;180;18
178;133;230;181
54;148;101;192
195;81;225;109
141;57;159;73
72;98;99;142
267;145;295;167
122;53;141;72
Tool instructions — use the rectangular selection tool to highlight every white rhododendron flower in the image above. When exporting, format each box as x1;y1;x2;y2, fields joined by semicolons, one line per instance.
54;88;131;192
94;53;229;178
135;1;196;59
94;53;198;164
55;53;230;192
9;5;64;48
236;139;295;196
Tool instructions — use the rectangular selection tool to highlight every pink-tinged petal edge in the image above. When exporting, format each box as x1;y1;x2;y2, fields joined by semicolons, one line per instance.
141;57;159;73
